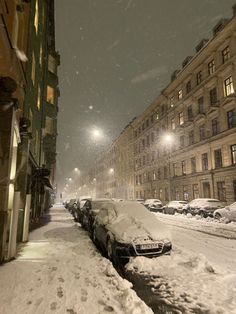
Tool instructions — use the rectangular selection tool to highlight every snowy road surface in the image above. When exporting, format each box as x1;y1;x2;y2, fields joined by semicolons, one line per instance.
0;205;152;314
126;212;236;314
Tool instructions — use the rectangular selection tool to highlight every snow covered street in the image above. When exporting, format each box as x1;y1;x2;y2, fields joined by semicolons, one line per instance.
125;212;236;314
0;205;153;314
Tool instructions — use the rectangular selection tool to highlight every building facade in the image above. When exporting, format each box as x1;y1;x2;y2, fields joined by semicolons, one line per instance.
0;0;59;263
84;5;236;205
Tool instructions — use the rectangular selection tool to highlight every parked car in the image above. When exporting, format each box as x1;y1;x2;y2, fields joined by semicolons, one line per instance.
213;202;236;222
143;199;162;209
147;199;163;213
163;201;188;215
182;198;225;218
93;201;172;265
67;199;76;213
134;199;145;204
80;198;114;233
74;198;91;222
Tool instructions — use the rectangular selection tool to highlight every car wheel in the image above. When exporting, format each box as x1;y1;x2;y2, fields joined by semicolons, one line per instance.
214;213;222;220
199;211;206;218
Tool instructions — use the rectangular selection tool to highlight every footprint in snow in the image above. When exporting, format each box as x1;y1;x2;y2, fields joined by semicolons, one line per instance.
80;288;88;302
58;277;65;283
66;309;77;314
57;287;63;298
50;302;57;311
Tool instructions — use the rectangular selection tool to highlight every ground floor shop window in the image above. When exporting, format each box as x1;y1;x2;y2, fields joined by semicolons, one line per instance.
217;181;226;201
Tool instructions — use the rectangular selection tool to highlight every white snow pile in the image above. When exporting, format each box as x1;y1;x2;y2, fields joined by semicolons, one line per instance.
126;250;236;314
155;212;236;239
0;205;153;314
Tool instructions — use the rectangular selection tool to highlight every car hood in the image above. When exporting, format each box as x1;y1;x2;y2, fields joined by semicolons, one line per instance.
107;215;171;244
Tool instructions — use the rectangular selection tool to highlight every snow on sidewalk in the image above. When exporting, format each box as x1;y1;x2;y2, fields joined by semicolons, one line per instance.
0;205;153;314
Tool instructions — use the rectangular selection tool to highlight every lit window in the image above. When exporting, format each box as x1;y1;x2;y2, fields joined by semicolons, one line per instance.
47;86;55;104
224;76;234;96
222;46;230;63
171;118;175;130
170;96;174;108
208;60;215;75
48;55;56;73
181;160;186;175
37;86;41;109
179;112;184;125
178;89;183;100
34;0;39;34
231;144;236;165
39;44;43;65
31;52;36;85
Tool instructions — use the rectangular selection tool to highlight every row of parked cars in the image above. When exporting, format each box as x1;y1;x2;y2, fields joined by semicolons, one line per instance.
64;197;172;265
141;198;236;222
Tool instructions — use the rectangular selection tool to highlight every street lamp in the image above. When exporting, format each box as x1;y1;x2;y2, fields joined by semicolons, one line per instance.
160;132;175;201
74;168;79;172
109;168;114;174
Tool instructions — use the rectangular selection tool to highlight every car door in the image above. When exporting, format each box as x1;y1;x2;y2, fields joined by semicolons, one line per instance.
95;208;109;247
229;203;236;221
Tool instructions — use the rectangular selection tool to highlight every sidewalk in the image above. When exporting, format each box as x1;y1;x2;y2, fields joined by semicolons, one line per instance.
0;205;153;314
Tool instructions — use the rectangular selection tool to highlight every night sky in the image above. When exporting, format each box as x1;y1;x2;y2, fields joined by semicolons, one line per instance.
55;0;235;190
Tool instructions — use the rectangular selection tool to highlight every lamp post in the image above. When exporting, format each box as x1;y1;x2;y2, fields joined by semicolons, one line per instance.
161;132;175;202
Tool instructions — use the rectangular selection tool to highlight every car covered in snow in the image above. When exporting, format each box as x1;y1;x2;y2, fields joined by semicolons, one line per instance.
92;201;172;264
182;198;224;218
213;202;236;222
143;199;162;208
74;197;92;222
163;201;188;215
80;198;114;232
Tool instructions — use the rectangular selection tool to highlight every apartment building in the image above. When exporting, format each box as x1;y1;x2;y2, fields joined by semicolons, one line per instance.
0;0;59;262
133;9;236;204
84;4;236;205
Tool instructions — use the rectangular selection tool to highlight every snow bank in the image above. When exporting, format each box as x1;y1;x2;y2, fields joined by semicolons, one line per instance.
126;250;236;314
0;205;153;314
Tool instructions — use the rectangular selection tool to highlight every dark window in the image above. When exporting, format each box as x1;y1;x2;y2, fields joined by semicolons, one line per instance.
214;149;222;168
186;80;191;93
222;46;230;63
179;135;184;148
142;123;145;130
146;119;149;127
196;71;202;85
146;135;150;146
189;130;194;145
151;132;154;142
187;106;193;120
173;163;177;176
142;139;145;148
191;157;196;173
158;169;161;180
181;160;186;175
208;59;215;75
198;97;204;114
209;87;218;106
202;153;208;171
171;118;175;130
227;110;236;129
231;144;236;165
150;114;154;123
183;185;189;201
134;130;137;137
234;180;236;201
217;181;226;201
212;118;220;135
164;166;168;179
143;155;146;165
193;184;199;199
199;125;205;140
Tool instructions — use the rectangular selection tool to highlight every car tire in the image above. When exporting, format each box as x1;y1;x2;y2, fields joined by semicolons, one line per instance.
107;238;119;266
214;213;222;220
199;211;206;218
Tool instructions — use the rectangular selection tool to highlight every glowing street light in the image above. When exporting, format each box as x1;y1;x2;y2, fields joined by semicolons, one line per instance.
68;177;72;182
109;168;114;174
74;168;79;172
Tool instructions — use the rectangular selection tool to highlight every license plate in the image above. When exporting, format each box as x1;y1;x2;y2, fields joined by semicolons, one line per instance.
140;243;160;250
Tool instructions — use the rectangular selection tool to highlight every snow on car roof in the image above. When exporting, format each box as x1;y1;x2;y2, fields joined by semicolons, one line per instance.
102;201;171;242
